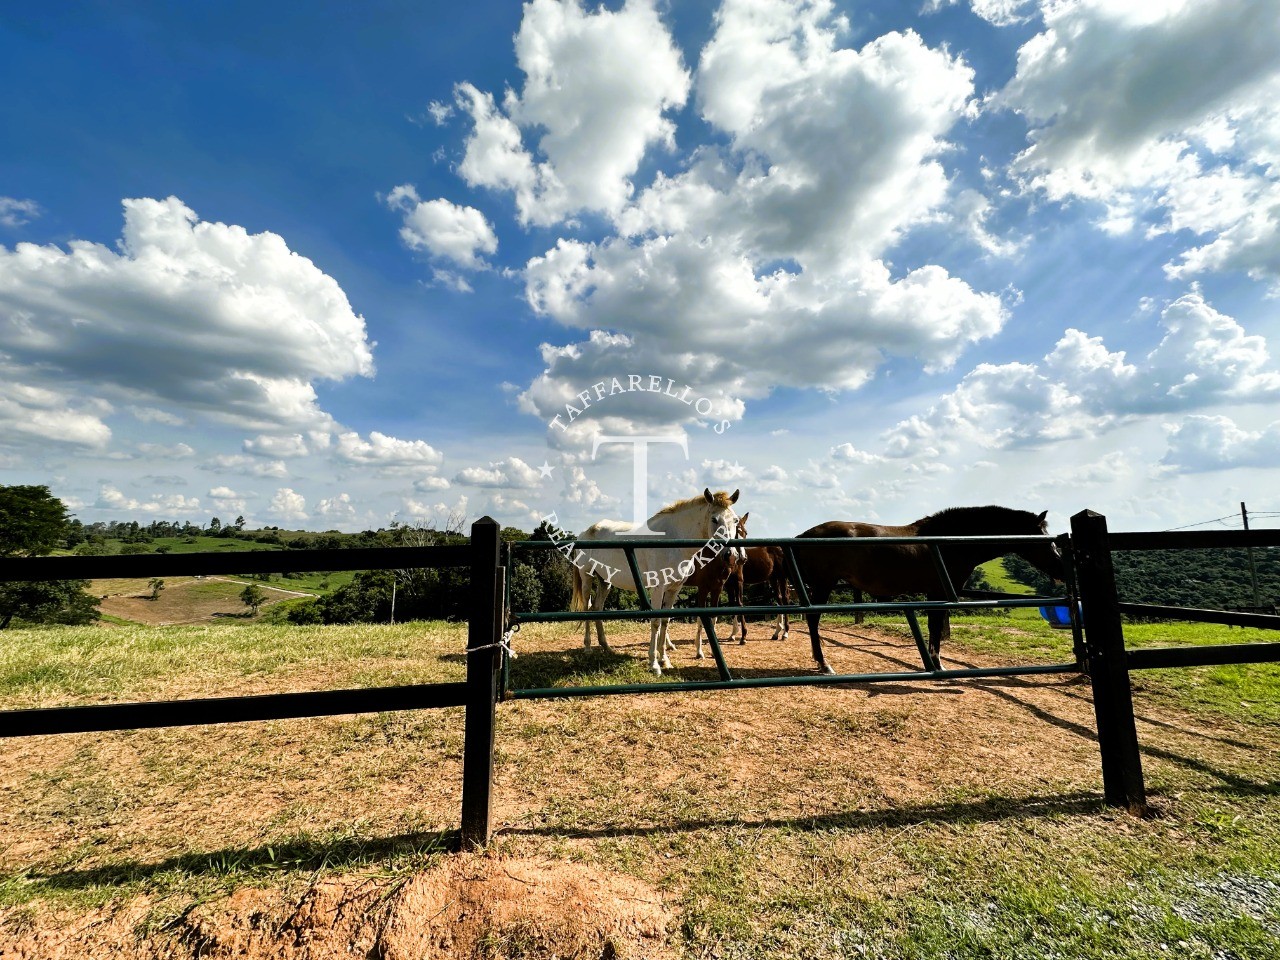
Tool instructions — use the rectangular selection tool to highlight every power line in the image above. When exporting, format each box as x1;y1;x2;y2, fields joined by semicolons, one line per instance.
1164;513;1238;531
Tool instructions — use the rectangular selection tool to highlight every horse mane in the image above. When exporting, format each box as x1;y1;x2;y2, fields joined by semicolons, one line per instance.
912;504;1042;535
656;491;736;516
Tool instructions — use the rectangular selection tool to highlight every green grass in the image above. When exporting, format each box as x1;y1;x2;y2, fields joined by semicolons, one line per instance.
661;800;1280;960
940;613;1280;727
0;621;467;704
140;536;284;554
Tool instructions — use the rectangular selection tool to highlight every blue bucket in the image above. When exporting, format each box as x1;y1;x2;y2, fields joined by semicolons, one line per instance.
1038;605;1078;628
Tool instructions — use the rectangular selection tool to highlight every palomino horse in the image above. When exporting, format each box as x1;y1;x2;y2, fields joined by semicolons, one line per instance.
794;505;1065;674
691;513;792;660
570;489;743;675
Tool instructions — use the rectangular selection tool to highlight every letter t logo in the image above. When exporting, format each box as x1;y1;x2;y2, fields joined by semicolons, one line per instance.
592;435;688;535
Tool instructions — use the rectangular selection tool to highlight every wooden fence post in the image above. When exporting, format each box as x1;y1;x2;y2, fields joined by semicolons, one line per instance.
461;516;502;849
1070;509;1147;812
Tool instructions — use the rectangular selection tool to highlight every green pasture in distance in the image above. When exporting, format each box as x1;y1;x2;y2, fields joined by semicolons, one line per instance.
145;536;284;554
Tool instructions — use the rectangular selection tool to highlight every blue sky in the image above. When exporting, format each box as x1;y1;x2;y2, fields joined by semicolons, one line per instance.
3;0;1280;537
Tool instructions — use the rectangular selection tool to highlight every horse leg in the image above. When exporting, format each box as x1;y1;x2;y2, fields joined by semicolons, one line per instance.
806;580;836;675
853;588;865;625
591;578;609;649
579;571;593;648
772;577;789;640
927;607;950;665
727;573;746;645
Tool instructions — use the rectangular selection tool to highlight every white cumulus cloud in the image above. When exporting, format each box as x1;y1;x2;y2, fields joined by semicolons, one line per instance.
384;185;497;270
998;0;1280;286
334;430;444;468
456;0;690;225
0;196;375;435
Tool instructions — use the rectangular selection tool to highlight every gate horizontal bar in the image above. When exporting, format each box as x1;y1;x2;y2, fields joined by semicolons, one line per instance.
515;535;1057;549
0;681;468;738
508;661;1081;700
514;596;1070;623
1127;643;1280;670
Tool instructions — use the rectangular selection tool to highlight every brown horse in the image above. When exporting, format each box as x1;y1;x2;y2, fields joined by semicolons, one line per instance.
687;513;793;659
685;529;742;659
794;505;1065;674
722;513;792;645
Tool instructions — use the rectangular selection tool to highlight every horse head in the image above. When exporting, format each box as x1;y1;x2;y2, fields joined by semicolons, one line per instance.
703;487;745;564
1019;509;1067;583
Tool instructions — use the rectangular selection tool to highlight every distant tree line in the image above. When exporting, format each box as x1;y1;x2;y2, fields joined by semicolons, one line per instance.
279;521;576;625
7;483;1276;630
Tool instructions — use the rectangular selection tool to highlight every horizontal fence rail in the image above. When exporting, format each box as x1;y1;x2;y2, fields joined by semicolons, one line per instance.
515;597;1065;623
0;682;468;738
518;535;1061;549
1108;529;1280;551
508;662;1081;700
1117;602;1280;629
1126;643;1280;670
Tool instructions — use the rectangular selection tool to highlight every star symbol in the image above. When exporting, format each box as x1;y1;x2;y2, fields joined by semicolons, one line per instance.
539;460;556;479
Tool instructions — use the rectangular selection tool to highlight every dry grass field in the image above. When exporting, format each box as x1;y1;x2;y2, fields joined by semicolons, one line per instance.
1;615;1278;958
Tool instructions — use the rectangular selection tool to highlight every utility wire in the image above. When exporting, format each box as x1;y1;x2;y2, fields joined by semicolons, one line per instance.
1164;513;1239;531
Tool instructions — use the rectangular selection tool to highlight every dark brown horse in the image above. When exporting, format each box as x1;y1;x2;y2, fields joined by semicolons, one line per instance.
685;529;741;659
794;505;1065;674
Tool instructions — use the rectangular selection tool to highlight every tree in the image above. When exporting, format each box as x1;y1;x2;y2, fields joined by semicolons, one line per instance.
208;517;221;535
240;582;266;616
0;485;70;557
0;581;98;629
148;578;165;601
0;485;99;628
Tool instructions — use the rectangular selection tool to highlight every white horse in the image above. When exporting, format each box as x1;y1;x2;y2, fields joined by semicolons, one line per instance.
569;488;743;675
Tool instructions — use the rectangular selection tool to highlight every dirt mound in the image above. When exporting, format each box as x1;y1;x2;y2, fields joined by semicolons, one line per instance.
0;856;675;960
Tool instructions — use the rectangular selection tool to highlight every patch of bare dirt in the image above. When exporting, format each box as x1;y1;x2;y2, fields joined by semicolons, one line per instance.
0;856;674;960
92;577;295;625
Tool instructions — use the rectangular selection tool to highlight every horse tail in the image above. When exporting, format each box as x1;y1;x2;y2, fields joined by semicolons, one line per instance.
570;563;588;612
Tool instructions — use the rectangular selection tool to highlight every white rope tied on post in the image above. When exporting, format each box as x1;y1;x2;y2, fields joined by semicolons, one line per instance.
469;622;519;659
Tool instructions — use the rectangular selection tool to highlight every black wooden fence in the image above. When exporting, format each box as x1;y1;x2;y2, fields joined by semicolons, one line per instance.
1;511;1278;844
0;518;506;850
1070;510;1280;812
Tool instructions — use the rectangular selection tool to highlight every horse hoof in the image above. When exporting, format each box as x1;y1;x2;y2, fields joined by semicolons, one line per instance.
821;665;835;676
738;638;746;646
650;664;662;676
695;652;705;660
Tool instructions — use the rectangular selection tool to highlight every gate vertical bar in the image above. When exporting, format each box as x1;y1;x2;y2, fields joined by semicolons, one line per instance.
462;516;502;849
1070;509;1146;811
